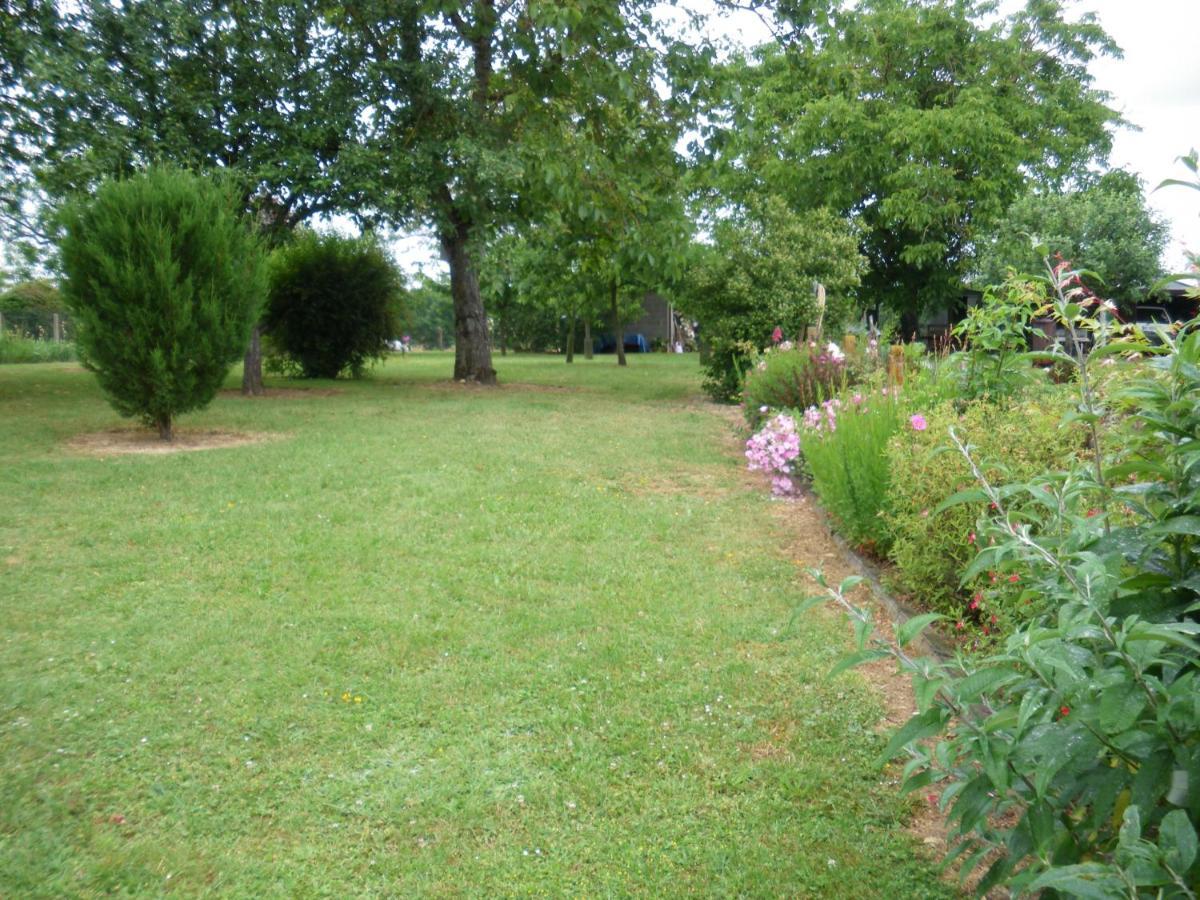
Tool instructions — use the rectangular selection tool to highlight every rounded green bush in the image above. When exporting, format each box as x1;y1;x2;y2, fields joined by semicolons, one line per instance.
264;231;402;379
59;167;266;439
884;392;1084;632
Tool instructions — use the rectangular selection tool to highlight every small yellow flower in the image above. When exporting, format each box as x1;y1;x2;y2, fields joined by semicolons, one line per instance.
354;696;363;704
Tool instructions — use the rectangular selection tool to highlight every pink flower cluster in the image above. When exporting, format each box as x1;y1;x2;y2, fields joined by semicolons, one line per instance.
745;413;801;496
801;398;843;434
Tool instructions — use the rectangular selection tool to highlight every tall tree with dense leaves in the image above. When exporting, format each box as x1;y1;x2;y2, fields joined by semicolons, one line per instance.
329;0;694;381
700;0;1120;335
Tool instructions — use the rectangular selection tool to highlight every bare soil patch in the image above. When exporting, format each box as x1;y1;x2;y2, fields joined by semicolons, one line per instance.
219;387;342;399
422;380;585;394
65;427;279;457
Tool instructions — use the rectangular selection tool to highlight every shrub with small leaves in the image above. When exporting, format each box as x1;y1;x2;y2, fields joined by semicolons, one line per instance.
884;392;1084;634
742;341;858;428
265;231;402;379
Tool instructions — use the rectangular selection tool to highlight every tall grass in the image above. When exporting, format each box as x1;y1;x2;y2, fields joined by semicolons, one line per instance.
0;332;76;363
800;387;906;553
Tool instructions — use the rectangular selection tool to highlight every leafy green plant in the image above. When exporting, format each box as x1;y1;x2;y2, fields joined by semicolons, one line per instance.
264;231;402;379
947;274;1042;403
811;258;1200;894
0;332;76;364
59;167;266;439
742;342;857;427
799;387;906;553
884;394;1084;635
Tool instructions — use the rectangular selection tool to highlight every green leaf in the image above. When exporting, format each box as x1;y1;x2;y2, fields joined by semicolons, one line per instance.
1160;809;1198;874
954;666;1020;703
882;707;946;762
1149;515;1200;537
827;648;889;678
1027;864;1128;898
932;486;989;515
896;613;943;648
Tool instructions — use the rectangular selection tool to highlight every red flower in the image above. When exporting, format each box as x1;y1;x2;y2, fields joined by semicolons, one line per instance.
1008;574;1019;583
967;532;976;545
771;326;783;343
955;621;965;631
1059;705;1070;718
969;593;981;611
1086;508;1099;518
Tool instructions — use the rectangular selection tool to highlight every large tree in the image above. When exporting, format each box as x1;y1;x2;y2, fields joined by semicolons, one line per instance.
328;0;692;382
700;0;1120;335
975;170;1169;312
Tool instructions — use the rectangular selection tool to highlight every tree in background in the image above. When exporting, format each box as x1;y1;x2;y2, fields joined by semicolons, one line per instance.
975;170;1169;312
264;231;402;379
676;198;865;401
331;0;696;382
402;274;455;351
58;168;265;439
700;0;1119;335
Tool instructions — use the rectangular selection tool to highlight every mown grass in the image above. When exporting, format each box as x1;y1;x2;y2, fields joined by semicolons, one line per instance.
0;353;951;897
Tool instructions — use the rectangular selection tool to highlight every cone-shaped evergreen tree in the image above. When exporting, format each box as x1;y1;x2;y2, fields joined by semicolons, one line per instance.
59;168;266;439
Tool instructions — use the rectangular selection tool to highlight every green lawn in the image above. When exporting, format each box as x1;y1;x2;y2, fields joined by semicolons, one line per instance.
0;353;950;897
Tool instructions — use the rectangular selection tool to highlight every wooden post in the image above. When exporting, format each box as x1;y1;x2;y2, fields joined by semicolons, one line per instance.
52;313;62;343
436;326;444;350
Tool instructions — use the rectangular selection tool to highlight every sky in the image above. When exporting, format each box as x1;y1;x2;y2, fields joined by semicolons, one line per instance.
390;0;1200;278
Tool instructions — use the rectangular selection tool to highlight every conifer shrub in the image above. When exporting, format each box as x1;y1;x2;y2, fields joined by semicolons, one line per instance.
264;232;402;379
59;167;266;439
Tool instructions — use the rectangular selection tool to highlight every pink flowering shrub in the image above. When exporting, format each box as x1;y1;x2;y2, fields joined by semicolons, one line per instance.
745;412;802;496
742;342;858;428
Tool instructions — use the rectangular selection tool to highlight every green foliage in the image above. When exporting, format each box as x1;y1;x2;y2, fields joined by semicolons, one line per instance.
0;332;75;364
702;0;1118;330
976;171;1170;312
677;201;864;401
6;0;356;259
947;274;1043;403
800;386;906;552
741;344;858;428
59;167;265;438
0;279;62;312
884;394;1084;629
403;274;455;350
264;232;401;379
814;251;1200;892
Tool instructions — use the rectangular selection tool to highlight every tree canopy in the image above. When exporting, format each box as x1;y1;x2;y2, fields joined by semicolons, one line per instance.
975;170;1168;311
697;0;1120;333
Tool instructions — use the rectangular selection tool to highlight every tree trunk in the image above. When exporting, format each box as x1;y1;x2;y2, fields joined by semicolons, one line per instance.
440;219;496;384
499;316;507;356
566;312;576;363
611;279;626;367
156;414;173;441
584;320;593;359
242;324;264;395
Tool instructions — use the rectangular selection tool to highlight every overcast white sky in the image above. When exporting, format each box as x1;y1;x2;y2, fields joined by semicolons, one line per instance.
392;0;1200;277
